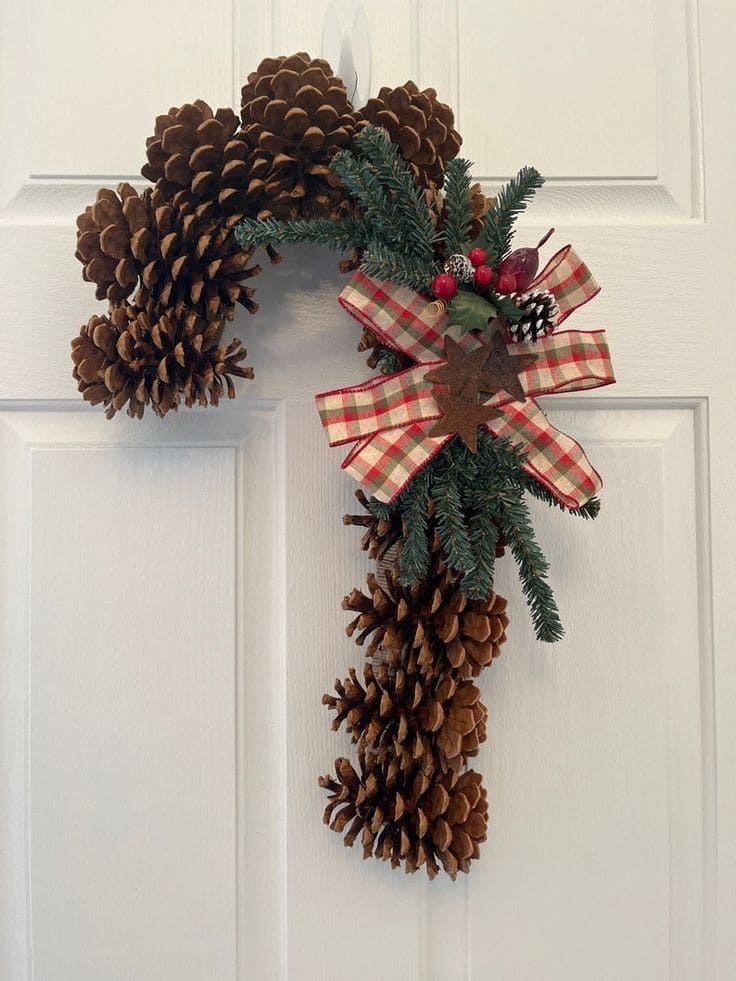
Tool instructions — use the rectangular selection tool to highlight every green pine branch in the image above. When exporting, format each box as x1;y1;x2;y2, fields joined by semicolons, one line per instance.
397;468;432;586
475;166;544;265
431;463;475;575
441;158;474;256
234;215;371;252
495;489;563;643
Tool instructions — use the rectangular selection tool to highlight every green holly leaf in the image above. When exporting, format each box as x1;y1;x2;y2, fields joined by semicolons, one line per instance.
446;291;497;334
487;292;524;323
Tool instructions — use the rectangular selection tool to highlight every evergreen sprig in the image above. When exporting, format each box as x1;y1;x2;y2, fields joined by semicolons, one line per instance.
235;125;442;291
441;158;474;256
383;432;597;642
475;166;545;265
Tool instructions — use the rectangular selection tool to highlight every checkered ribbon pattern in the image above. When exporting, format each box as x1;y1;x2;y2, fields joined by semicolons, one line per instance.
316;248;614;505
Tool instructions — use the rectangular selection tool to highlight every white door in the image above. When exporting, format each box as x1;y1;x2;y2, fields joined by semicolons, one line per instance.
1;1;734;978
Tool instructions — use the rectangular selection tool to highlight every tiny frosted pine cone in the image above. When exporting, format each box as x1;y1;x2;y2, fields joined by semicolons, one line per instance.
141;99;268;221
71;303;253;419
319;754;488;879
75;185;261;322
506;290;559;343
240;52;362;219
443;253;474;283
356;82;461;187
323;661;487;775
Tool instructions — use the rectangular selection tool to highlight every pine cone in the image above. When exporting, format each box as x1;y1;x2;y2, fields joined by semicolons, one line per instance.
75;183;149;303
343;490;403;560
319;754;488;878
507;291;559;343
356;82;461;188
71;304;253;419
240;52;361;219
324;662;486;775
141;99;268;221
75;185;261;321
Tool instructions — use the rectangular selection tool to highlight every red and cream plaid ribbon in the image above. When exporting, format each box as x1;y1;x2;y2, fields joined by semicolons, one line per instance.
316;248;614;505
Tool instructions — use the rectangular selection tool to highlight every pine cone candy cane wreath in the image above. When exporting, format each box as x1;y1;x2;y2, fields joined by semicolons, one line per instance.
239;142;614;879
71;51;615;879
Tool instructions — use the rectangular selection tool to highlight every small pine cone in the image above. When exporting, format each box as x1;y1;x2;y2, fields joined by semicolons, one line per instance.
443;253;474;283
141;99;268;221
507;290;559;343
343;490;403;560
324;662;487;775
75;183;150;303
319;754;488;878
356;82;461;187
240;52;361;219
343;551;509;682
71;304;253;419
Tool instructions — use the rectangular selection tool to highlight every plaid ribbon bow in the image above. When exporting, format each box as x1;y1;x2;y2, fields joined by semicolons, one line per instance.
315;246;615;505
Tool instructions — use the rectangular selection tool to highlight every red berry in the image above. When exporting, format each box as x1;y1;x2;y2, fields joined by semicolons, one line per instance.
496;271;518;294
431;272;458;301
473;264;494;290
468;247;488;267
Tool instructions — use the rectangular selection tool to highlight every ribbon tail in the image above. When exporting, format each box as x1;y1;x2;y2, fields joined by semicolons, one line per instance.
486;399;602;508
341;423;452;503
530;245;600;325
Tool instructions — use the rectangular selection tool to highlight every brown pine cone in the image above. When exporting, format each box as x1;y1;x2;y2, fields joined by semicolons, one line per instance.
140;100;268;222
343;555;509;682
324;662;486;775
343;490;403;560
319;754;488;878
75;185;261;322
71;304;253;419
240;52;361;219
356;82;461;188
75;183;150;303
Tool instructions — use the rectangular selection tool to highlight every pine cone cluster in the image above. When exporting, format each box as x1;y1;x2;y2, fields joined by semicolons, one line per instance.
320;491;509;878
356;82;461;188
71;303;252;419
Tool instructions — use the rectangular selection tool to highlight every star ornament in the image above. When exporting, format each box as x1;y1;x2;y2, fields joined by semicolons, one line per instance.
425;330;539;452
425;332;539;404
429;391;503;453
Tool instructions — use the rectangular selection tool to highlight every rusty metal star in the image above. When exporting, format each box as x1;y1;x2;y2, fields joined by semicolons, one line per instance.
429;391;504;452
425;330;539;404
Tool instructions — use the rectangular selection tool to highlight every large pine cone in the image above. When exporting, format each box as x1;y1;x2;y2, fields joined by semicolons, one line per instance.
356;82;461;187
343;564;509;683
240;52;361;219
71;304;253;419
75;184;261;321
324;662;486;775
141;100;268;221
319;755;488;878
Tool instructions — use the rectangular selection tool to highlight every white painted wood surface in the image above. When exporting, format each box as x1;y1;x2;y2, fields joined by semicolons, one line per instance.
0;2;734;979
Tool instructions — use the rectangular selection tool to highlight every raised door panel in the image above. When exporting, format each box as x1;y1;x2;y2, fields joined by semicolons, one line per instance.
0;405;285;980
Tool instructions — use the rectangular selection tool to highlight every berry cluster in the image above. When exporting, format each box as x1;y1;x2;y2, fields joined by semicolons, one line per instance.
430;229;555;304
